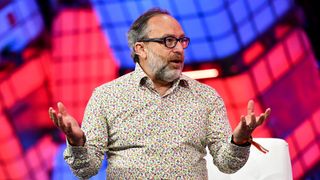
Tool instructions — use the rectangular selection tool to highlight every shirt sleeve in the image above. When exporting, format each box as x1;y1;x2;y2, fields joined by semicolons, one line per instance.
63;88;108;179
206;92;250;174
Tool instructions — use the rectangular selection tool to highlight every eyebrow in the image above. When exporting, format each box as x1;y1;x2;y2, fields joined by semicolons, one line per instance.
160;34;186;38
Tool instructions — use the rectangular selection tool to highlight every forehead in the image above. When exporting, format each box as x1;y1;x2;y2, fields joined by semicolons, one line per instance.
146;14;185;37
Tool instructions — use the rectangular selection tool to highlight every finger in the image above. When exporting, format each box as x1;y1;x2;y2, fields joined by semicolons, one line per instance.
64;122;73;136
57;113;73;134
60;119;74;138
57;113;64;128
256;113;265;126
265;108;271;119
240;115;247;128
57;102;68;116
49;108;59;127
248;113;256;129
247;100;254;115
48;107;53;118
257;108;271;125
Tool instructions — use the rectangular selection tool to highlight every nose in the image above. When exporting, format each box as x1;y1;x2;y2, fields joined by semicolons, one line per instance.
173;41;184;54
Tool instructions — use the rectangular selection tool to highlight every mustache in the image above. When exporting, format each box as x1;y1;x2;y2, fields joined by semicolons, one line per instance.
168;54;184;61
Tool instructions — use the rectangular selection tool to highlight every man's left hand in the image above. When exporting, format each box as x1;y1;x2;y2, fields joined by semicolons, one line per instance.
232;100;271;145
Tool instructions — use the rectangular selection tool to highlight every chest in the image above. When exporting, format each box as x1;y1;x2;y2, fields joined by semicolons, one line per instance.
105;89;209;145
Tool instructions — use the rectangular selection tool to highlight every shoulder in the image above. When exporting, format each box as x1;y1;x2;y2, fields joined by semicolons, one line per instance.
97;72;133;90
93;72;135;97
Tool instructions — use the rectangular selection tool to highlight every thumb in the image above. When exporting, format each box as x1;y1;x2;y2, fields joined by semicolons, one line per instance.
57;102;68;116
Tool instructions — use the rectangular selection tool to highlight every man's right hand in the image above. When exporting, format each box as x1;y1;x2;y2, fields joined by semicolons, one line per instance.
49;102;85;146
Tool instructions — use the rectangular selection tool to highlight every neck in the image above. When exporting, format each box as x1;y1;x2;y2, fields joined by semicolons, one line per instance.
138;62;176;95
152;78;173;96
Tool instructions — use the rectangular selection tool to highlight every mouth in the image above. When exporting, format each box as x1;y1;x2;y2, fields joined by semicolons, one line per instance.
168;60;183;69
169;59;183;64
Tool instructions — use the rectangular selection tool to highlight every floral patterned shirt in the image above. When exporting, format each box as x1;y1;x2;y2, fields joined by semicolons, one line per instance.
64;64;250;179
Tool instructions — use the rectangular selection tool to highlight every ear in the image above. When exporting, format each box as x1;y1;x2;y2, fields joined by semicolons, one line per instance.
134;42;147;61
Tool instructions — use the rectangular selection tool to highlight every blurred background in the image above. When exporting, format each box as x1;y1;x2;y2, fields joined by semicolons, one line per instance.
0;0;319;179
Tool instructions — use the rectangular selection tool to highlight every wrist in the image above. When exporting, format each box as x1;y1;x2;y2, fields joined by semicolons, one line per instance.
231;135;269;153
231;135;252;146
67;133;86;146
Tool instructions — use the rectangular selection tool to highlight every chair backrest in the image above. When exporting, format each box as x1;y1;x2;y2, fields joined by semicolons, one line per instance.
205;138;293;180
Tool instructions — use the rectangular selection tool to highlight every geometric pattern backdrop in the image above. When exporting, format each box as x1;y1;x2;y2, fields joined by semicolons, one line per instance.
92;0;294;70
0;0;319;179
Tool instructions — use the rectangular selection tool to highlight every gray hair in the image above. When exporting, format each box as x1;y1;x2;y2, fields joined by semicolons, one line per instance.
127;8;170;63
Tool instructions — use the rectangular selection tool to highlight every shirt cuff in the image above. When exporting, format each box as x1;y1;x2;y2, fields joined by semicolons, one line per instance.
228;135;250;157
66;139;87;154
230;135;251;147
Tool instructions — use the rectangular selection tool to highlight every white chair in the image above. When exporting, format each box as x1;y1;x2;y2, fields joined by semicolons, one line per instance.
205;138;293;180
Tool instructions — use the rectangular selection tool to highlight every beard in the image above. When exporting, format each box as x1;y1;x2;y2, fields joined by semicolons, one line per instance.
146;48;184;83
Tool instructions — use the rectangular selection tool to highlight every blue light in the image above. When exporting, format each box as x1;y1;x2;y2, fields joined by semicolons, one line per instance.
247;0;268;12
90;0;293;69
189;41;215;61
238;21;256;45
0;0;44;52
181;17;206;40
214;34;239;58
254;6;274;33
124;1;141;21
197;0;224;13
173;0;198;16
229;0;249;24
104;3;127;24
205;10;233;37
273;0;291;17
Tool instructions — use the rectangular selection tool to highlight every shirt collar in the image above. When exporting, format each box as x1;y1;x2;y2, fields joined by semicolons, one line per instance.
132;63;149;86
132;63;189;88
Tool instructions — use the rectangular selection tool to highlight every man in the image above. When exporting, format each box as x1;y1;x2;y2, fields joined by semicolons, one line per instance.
49;8;271;179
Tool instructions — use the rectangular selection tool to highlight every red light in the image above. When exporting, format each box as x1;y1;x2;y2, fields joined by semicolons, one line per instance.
243;42;264;65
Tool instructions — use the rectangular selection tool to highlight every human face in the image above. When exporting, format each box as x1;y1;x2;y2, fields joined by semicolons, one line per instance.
140;15;186;83
146;46;183;82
